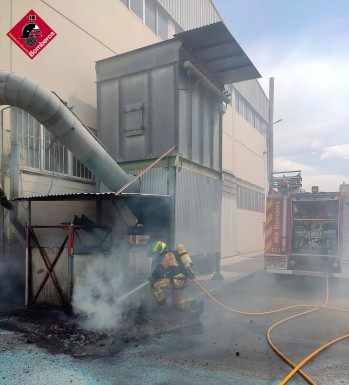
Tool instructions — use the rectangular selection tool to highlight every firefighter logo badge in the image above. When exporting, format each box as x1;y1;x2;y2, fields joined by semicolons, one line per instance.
7;10;57;59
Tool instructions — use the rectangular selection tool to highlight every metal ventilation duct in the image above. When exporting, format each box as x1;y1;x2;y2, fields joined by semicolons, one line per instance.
0;71;140;193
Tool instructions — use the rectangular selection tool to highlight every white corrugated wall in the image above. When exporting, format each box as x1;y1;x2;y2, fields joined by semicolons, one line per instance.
236;209;265;254
234;80;268;121
159;0;222;30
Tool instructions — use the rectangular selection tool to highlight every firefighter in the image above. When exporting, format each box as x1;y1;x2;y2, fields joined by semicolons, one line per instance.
148;240;204;315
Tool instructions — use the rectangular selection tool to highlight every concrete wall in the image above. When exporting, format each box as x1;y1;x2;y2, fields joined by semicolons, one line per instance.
221;89;267;255
233;114;267;187
233;109;266;253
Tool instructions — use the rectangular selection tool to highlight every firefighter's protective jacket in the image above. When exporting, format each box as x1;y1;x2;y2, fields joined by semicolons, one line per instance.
151;250;184;283
149;245;201;312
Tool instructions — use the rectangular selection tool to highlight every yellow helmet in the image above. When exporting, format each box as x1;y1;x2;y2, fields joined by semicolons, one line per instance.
176;244;186;253
151;240;167;254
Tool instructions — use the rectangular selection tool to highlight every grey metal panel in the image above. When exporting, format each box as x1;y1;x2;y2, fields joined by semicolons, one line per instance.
159;0;221;30
187;81;220;170
191;86;201;164
233;80;268;121
132;167;169;195
174;168;222;256
202;92;211;167
119;72;149;161
98;56;177;163
96;39;181;83
97;38;221;171
97;78;120;160
149;65;176;157
212;106;220;170
178;78;190;159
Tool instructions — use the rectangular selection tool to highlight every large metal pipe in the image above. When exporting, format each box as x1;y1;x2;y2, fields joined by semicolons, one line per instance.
0;71;140;193
183;61;231;104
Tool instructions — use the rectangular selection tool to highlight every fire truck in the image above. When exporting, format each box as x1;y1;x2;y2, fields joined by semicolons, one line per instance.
264;171;349;277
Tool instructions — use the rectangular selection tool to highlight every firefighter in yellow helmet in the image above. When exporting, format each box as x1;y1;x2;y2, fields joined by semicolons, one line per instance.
148;241;204;315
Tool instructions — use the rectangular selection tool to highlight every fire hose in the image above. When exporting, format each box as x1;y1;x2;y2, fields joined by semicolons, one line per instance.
193;272;349;385
115;281;149;304
116;273;348;384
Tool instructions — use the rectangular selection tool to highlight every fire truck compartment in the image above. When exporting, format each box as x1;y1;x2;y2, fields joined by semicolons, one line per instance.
291;198;339;255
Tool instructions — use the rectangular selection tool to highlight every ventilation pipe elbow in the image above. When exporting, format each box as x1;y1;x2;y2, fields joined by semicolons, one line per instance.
0;71;140;193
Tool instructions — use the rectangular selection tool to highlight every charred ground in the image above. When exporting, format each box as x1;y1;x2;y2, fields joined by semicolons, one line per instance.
0;305;199;358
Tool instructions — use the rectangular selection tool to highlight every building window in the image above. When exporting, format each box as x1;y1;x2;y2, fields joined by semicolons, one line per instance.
145;0;156;33
73;157;94;180
12;108;94;181
44;129;68;174
235;91;268;135
130;0;143;20
10;112;40;169
237;184;265;213
157;10;168;40
120;0;183;40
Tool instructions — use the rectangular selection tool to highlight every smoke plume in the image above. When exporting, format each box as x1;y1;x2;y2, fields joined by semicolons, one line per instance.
72;257;125;331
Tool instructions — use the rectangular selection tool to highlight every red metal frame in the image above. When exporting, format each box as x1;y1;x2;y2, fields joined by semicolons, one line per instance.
26;225;69;312
26;224;111;313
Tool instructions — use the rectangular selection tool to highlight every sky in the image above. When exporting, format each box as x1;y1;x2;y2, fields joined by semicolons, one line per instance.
213;0;349;192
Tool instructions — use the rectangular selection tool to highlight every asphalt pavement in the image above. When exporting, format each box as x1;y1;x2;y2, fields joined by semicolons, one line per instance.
2;251;347;385
192;251;264;296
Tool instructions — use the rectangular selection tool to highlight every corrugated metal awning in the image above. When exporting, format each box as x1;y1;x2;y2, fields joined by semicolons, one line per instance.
11;192;170;202
13;192;172;233
175;21;261;86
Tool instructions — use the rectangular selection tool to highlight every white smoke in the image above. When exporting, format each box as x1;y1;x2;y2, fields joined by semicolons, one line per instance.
72;257;124;331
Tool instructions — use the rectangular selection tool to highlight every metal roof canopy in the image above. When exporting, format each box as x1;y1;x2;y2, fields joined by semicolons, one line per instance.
175;21;261;86
11;192;170;202
12;192;172;226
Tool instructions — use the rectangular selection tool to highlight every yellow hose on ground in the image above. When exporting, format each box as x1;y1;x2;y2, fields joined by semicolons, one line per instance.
267;308;321;385
278;333;349;385
192;271;335;385
322;305;349;313
193;279;325;315
266;270;329;385
193;277;325;384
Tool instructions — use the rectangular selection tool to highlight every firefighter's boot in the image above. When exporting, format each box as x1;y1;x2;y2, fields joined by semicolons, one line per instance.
190;300;204;316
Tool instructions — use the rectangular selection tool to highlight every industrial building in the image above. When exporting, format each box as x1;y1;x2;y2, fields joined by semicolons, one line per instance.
0;0;269;307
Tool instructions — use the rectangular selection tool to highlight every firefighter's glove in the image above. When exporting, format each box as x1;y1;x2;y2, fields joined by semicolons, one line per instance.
185;266;196;280
151;264;167;281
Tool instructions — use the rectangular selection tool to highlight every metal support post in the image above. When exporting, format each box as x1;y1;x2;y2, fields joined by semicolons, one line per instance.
212;251;224;280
